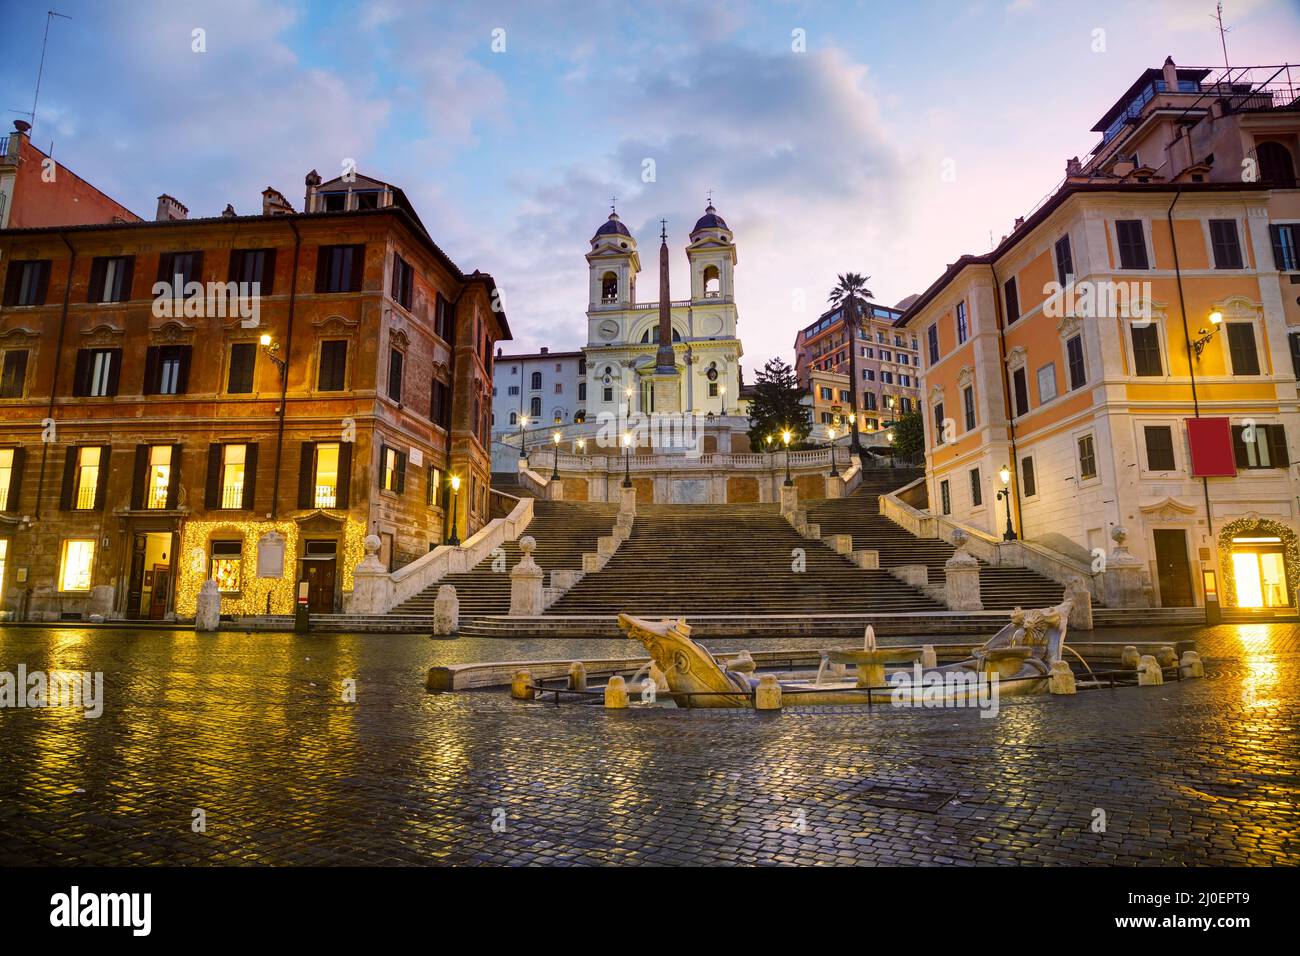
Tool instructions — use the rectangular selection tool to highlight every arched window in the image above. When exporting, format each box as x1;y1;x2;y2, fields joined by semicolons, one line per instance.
509;411;517;425
702;265;720;298
530;370;542;390
552;408;565;424
640;328;682;343
1257;141;1297;188
574;410;586;423
529;396;541;417
601;271;618;302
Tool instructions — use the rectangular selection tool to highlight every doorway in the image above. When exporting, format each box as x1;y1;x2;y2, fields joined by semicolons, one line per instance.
127;531;174;619
1153;529;1194;607
301;540;338;614
1230;537;1292;608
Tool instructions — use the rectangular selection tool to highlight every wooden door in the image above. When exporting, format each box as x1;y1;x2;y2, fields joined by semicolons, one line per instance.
304;560;337;614
1153;529;1194;607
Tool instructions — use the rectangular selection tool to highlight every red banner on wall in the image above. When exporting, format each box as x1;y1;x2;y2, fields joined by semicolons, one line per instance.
1187;417;1236;477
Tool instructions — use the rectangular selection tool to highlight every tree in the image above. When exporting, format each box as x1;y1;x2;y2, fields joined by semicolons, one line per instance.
827;272;874;455
890;409;924;463
746;356;811;452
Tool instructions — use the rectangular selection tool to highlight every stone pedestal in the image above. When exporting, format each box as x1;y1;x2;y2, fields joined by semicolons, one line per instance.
1137;654;1163;686
780;483;797;519
650;372;682;414
1120;645;1140;670
1048;660;1077;695
195;579;221;632
921;645;937;668
894;564;929;588
944;534;983;611
1101;527;1150;608
1065;576;1092;630
568;661;587;692
1179;650;1205;679
509;536;544;616
432;585;459;636
604;676;629;709
754;674;782;711
350;534;391;614
619;485;637;516
511;670;536;700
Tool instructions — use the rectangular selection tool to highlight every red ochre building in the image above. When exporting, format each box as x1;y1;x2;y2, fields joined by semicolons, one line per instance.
0;144;508;621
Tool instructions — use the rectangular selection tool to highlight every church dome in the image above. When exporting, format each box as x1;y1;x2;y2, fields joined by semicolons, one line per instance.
692;203;729;234
593;211;632;240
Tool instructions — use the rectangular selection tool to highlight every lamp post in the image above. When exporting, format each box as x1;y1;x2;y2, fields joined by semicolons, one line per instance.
996;464;1016;541
259;333;286;381
782;429;793;487
719;383;727;417
551;431;561;480
517;414;529;461
827;425;839;478
621;431;632;488
576;438;585;454
448;473;462;546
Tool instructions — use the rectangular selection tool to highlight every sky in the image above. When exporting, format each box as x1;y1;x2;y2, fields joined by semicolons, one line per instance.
2;0;1299;375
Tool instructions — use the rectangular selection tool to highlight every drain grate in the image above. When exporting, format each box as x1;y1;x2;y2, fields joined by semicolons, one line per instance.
833;781;959;814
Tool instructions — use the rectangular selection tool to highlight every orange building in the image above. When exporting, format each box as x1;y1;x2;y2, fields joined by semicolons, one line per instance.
0;120;140;229
900;59;1300;614
0;169;507;622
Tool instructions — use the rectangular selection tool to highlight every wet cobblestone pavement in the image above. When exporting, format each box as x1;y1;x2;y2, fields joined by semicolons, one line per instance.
0;623;1296;865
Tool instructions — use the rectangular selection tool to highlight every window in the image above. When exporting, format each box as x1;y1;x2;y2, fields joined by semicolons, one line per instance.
387;348;403;403
1003;277;1020;324
430;379;451;428
1054;235;1074;285
1144;425;1176;471
1037;363;1058;403
315;244;364;293
318;340;348;391
143;445;174;509
1115;220;1148;269
956;302;968;344
529;396;542;418
933;402;945;445
577;382;586;401
1269;224;1299;272
229;248;275;294
144;345;191;395
211;443;253;509
3;259;50;306
391;254;414;310
927;324;939;364
73;348;120;397
0;350;28;398
58;539;96;592
962;385;976;431
900;396;912;414
530;371;542;390
1020;456;1037;497
863;392;877;411
1077;434;1097;480
969;468;982;507
554;383;563;394
0;447;18;511
1256;140;1297;187
88;255;134;303
881;371;894;385
1232;424;1289;470
380;446;407;494
602;387;613;403
1209;219;1244;269
313;443;341;508
1066;335;1086;389
427;466;442;508
1131;324;1162;376
228;343;256;393
156;251;203;290
1226;323;1260;375
881;349;892;362
210;540;243;593
863;369;875;382
68;446;104;510
1290;332;1300;379
939;480;951;515
434;293;454;342
1012;368;1029;417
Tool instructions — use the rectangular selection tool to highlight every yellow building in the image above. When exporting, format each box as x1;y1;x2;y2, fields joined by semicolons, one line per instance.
900;59;1300;613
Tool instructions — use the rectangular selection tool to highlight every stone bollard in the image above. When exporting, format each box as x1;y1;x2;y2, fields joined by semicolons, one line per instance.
1120;645;1141;670
195;579;222;632
511;670;536;700
754;674;782;711
604;675;629;709
780;482;798;519
943;554;983;610
568;661;587;692
921;645;937;669
1136;654;1164;686
1179;650;1206;679
1154;646;1177;669
432;584;459;636
1065;576;1093;630
619;484;637;516
509;536;544;616
1048;660;1077;695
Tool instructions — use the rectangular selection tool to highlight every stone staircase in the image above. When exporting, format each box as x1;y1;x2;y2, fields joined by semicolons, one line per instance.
805;469;1066;609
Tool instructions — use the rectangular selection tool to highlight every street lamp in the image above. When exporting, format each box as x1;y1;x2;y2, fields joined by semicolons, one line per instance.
517;414;529;461
259;333;286;381
576;438;585;454
996;464;1016;541
621;431;633;488
719;383;727;416
782;429;793;487
1192;309;1224;359
447;473;462;546
551;431;562;480
827;425;839;478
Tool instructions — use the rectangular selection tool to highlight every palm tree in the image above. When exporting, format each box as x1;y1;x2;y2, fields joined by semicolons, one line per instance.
828;272;874;456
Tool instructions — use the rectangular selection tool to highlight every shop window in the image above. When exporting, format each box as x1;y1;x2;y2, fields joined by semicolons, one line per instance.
210;540;243;593
145;445;173;509
58;539;95;592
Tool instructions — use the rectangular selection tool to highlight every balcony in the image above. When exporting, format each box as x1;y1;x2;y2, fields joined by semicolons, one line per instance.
314;485;337;509
221;483;245;509
75;482;97;510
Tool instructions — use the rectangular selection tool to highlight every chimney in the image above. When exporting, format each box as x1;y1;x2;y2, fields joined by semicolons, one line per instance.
304;169;322;213
1013;216;1025;231
1065;156;1082;177
221;204;236;218
262;187;294;216
540;347;549;354
155;194;188;221
6;119;29;162
1162;56;1178;92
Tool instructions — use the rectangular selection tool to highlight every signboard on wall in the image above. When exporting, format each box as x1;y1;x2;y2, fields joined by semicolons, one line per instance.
1186;417;1236;477
256;531;286;578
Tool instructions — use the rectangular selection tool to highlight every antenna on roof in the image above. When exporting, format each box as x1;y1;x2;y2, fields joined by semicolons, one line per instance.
1213;2;1232;76
27;10;72;133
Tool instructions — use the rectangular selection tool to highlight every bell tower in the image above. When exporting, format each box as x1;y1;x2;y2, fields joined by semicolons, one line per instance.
686;202;736;303
585;209;639;311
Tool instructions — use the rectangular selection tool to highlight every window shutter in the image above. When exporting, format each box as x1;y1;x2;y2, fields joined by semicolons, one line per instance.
105;350;121;396
1268;425;1290;467
34;261;50;305
88;258;107;304
143;346;159;396
315;248;329;293
227;250;241;283
396;451;407;494
349;244;365;292
190;252;204;285
72;349;91;397
59;447;77;510
336;442;352;509
118;256;135;302
205;444;223;508
175;346;192;394
297;441;316;509
156;252;174;284
2;262;20;306
242;443;259;510
5;446;24;512
260;249;276;296
162;444;182;509
1270;225;1287;271
131;444;149;510
94;445;112;510
1231;426;1249;469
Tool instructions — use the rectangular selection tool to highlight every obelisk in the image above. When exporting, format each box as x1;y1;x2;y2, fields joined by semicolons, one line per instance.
650;219;682;412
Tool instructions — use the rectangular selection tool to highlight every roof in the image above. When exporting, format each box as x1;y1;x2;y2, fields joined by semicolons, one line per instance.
691;203;729;234
496;349;584;362
1091;66;1213;133
593;212;632;239
896;180;1272;327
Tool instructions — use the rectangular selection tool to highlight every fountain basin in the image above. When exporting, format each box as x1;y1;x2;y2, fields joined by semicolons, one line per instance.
827;647;926;688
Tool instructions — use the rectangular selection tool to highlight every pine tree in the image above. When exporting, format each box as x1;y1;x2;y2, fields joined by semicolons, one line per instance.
746;356;811;452
890;409;924;463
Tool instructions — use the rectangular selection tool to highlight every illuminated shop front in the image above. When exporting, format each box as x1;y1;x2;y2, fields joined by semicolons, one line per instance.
1218;518;1298;610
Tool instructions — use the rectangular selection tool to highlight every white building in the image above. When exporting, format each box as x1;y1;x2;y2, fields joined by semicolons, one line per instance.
490;347;585;446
